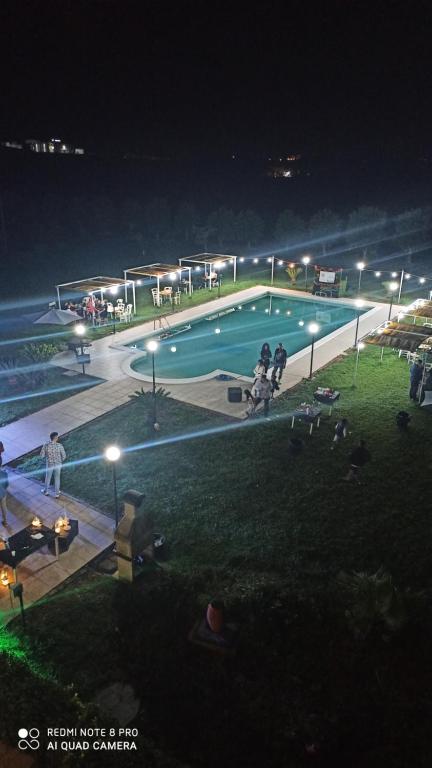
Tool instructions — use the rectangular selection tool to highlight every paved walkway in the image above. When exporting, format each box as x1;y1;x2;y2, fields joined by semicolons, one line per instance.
0;470;113;625
0;286;395;464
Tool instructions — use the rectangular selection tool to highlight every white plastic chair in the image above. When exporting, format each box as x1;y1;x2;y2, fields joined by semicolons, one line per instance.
151;288;162;307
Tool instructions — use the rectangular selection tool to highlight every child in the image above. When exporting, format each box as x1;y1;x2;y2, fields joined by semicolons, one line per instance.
331;418;348;448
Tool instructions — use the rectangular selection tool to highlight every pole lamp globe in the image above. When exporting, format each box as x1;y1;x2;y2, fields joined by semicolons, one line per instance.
104;445;121;527
307;322;320;379
75;323;86;336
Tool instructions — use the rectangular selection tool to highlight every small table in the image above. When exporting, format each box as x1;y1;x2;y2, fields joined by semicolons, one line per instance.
288;406;322;435
313;390;340;415
48;519;79;554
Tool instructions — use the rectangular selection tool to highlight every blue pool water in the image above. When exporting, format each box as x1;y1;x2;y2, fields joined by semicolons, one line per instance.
129;294;366;379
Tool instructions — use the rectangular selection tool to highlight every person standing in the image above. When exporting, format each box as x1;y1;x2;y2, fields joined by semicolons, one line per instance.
331;418;348;449
260;343;272;373
344;440;371;483
253;374;272;417
272;342;287;381
0;467;9;525
253;359;266;382
409;361;423;401
40;432;66;498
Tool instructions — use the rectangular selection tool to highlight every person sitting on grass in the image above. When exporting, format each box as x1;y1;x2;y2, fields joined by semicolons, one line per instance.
344;439;371;484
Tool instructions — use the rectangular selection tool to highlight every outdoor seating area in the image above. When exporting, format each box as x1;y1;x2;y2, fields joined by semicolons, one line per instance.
56;275;136;325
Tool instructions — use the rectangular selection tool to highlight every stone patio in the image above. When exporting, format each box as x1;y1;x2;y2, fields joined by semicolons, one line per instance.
0;469;113;625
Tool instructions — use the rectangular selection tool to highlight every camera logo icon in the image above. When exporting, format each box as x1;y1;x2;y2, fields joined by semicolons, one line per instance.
18;728;40;750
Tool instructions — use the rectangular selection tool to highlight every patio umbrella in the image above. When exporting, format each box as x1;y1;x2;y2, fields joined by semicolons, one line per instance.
33;308;81;325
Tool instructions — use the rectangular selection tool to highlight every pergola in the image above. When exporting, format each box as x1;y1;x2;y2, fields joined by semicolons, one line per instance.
123;263;192;298
178;253;237;289
56;275;136;312
365;320;432;353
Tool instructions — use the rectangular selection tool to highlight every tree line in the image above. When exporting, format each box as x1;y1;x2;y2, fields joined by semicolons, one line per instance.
3;189;431;267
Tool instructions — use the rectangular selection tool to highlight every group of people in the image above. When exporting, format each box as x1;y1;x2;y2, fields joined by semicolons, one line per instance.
0;432;67;526
65;296;109;323
245;342;288;417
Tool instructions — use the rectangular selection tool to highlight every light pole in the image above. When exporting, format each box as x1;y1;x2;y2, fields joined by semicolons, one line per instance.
353;341;365;387
356;261;365;294
75;323;88;375
105;445;121;527
353;299;365;347
388;281;399;321
308;322;320;379
302;255;311;290
146;339;159;426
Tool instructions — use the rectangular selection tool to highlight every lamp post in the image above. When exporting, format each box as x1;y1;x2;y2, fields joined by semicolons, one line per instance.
104;445;121;527
356;261;365;294
388;281;399;321
75;323;88;375
353;299;365;347
353;341;365;387
146;339;159;426
308;322;320;379
302;255;311;290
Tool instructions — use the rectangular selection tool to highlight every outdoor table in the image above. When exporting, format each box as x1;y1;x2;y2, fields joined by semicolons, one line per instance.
288;406;322;435
313;390;340;415
0;523;59;581
48;519;79;554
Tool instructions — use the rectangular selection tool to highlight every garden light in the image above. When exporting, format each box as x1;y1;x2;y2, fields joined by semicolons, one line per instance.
105;445;121;462
75;323;86;336
146;340;158;352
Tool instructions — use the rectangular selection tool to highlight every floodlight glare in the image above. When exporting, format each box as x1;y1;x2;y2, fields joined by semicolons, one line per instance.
105;445;121;462
75;324;86;336
355;299;365;308
356;261;365;270
146;340;159;352
308;322;319;335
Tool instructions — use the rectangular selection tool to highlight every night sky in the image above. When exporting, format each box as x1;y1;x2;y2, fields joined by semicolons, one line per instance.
1;0;432;161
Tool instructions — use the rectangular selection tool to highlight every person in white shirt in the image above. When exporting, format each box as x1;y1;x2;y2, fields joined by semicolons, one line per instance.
253;359;266;382
253;374;272;416
40;432;66;498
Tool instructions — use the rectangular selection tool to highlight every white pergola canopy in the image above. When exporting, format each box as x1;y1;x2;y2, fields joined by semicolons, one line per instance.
123;262;193;297
178;253;237;289
55;276;136;313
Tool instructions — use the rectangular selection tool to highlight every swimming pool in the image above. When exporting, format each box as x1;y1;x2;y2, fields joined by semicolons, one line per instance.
128;294;367;380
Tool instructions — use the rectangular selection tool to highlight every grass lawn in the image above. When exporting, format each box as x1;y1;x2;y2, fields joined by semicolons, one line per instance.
0;367;102;427
9;346;432;767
